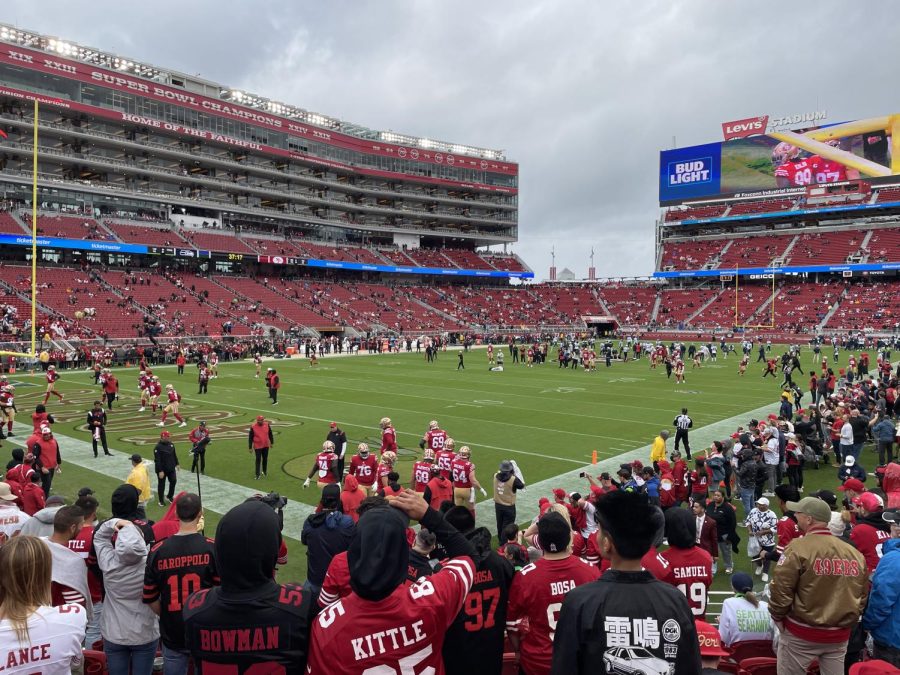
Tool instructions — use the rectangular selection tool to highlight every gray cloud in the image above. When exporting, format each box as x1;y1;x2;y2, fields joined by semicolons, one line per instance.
3;0;897;279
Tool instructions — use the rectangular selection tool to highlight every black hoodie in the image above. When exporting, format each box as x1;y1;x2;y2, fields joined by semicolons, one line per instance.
108;484;154;544
183;501;314;674
442;526;515;675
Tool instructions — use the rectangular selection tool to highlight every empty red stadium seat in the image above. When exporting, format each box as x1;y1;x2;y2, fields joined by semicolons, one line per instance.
737;657;778;675
83;649;108;675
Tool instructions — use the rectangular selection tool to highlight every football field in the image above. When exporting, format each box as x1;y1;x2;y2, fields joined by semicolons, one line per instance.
8;345;853;589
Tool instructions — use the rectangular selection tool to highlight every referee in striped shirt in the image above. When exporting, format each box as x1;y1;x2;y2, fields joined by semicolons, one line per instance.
673;408;693;458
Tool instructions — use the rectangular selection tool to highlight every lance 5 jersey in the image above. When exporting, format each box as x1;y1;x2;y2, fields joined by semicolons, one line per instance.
307;557;475;675
0;604;86;674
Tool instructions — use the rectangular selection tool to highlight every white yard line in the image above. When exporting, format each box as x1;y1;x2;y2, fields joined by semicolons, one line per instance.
473;401;781;527
6;427;316;541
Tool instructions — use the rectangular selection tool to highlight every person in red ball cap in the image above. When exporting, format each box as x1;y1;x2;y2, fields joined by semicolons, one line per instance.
552;488;566;504
695;619;730;673
838;477;866;501
538;496;552;517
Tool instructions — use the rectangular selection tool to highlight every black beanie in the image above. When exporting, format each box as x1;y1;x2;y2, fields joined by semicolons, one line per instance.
110;484;140;518
538;512;571;554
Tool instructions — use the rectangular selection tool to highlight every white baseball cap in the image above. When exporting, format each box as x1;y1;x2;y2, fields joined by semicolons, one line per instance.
756;497;770;506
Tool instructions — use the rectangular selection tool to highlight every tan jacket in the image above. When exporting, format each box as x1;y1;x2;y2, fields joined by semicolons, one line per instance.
768;525;868;638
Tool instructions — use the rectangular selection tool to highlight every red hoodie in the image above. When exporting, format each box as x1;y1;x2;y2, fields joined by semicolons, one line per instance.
341;475;366;523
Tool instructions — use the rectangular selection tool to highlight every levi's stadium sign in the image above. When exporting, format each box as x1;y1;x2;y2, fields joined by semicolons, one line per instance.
722;116;769;140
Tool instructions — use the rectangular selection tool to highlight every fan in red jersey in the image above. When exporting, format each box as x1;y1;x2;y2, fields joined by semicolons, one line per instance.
507;511;601;675
660;507;713;619
348;443;378;496
435;436;457;480
307;490;477;675
411;448;436;493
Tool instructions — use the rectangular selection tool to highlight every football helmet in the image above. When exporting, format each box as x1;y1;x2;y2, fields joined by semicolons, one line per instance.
772;142;800;165
423;449;435;461
444;437;455;450
166;384;174;390
358;443;370;458
825;138;842;148
382;451;397;464
152;376;160;381
323;440;335;452
139;370;146;376
428;420;439;430
48;365;55;371
459;446;471;459
380;417;392;428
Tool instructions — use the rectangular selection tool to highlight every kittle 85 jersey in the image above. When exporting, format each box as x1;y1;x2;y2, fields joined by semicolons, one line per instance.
307;557;474;675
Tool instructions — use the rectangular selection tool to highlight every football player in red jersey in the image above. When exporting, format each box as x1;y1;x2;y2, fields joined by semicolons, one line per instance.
157;384;186;428
376;451;397;490
411;448;435;493
303;441;340;489
810;139;859;183
348;443;378;496
380;417;397;454
420;419;448;455
773;142;816;188
450;446;487;513
507;511;600;675
42;365;64;405
306;490;477;675
435;436;457;479
660;508;713;619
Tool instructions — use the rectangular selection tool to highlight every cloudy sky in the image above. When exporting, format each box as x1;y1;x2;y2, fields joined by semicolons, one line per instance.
3;1;897;278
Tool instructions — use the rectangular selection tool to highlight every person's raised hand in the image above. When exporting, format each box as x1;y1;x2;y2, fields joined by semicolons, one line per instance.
388;489;428;521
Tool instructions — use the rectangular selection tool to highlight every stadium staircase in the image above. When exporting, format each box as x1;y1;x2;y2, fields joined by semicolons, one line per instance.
7;211;29;234
684;289;725;324
856;229;876;262
649;294;662;323
775;234;800;264
411;296;470;329
816;287;849;331
590;287;613;316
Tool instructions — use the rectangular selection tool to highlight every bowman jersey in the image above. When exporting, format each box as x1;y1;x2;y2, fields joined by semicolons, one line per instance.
307;557;475;675
451;458;474;489
0;604;86;675
411;461;433;493
143;532;219;650
435;449;456;479
549;570;702;675
507;556;601;675
184;582;315;675
348;455;378;488
660;546;713;619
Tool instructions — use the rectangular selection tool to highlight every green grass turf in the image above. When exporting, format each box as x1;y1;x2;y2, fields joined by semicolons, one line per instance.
9;346;868;595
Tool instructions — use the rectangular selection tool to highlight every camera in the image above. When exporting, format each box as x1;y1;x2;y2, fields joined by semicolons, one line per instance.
247;492;288;530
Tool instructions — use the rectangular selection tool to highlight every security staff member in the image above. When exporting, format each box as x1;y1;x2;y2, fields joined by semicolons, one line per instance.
326;422;348;476
673;407;693;458
493;460;525;536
